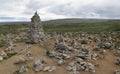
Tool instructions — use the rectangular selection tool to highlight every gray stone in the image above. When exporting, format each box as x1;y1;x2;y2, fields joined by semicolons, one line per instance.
66;66;73;71
88;63;95;73
33;60;43;72
114;51;120;56
0;56;3;61
43;66;51;71
62;53;70;59
5;40;14;51
58;59;64;65
70;71;80;74
26;51;33;57
0;51;7;57
14;65;28;74
14;57;26;64
18;65;28;73
114;70;120;74
115;58;120;65
48;66;56;72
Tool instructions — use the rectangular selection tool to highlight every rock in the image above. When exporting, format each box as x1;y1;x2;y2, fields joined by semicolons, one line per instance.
114;51;120;56
99;42;113;49
81;45;89;54
91;53;97;60
26;51;33;57
55;42;75;53
58;59;64;65
20;44;30;52
97;54;105;59
14;65;28;74
115;58;120;65
55;42;68;52
81;39;89;44
75;57;83;62
0;56;3;61
14;57;26;64
33;60;43;72
67;61;95;73
0;51;7;57
66;66;73;71
62;54;70;59
43;66;51;71
67;61;80;74
114;70;120;74
5;40;14;51
49;50;57;57
75;53;91;60
18;65;28;73
48;66;56;72
34;60;41;65
43;66;56;72
70;71;80;74
104;42;113;49
27;57;34;61
88;63;95;73
93;46;100;51
99;49;106;55
67;61;77;71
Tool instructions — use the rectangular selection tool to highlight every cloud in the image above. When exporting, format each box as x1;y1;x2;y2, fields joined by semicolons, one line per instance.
47;0;120;18
0;0;120;21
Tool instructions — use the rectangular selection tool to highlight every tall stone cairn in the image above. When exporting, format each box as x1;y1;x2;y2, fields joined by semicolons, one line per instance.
27;11;45;44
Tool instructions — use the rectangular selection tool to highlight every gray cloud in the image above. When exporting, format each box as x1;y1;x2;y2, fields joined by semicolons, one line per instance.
0;0;120;21
47;0;120;19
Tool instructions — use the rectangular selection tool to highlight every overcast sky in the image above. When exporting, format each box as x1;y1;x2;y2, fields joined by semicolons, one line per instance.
0;0;120;21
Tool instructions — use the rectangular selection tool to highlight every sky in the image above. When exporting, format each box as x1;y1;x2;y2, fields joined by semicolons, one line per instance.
0;0;120;21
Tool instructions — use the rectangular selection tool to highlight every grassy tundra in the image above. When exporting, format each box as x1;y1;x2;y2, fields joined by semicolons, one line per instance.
0;20;120;34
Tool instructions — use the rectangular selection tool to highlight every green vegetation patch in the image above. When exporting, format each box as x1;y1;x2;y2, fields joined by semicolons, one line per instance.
0;20;120;34
3;52;17;60
43;20;120;32
0;40;7;47
46;49;50;56
0;24;28;34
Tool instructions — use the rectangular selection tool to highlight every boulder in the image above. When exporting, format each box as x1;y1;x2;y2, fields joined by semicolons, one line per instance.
5;40;14;51
114;70;120;74
115;58;120;65
58;59;64;65
114;51;120;56
18;65;28;73
33;60;43;72
14;65;28;74
0;51;7;57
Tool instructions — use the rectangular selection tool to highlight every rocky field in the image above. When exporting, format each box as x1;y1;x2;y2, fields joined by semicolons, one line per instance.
0;32;120;74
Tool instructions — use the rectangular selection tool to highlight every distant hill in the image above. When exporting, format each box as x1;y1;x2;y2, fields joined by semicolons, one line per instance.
1;18;120;25
43;18;110;25
0;21;30;25
0;18;120;33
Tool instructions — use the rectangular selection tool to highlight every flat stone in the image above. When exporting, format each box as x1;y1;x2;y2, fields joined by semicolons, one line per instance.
43;66;50;71
48;66;56;72
0;56;3;61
